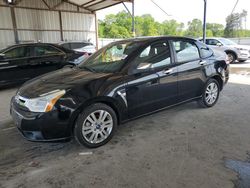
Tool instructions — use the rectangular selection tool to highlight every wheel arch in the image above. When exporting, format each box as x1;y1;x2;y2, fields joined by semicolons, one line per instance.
224;50;238;59
69;96;123;134
210;75;224;91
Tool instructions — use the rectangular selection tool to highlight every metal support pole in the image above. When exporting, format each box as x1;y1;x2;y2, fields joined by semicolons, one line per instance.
202;0;207;43
132;0;135;37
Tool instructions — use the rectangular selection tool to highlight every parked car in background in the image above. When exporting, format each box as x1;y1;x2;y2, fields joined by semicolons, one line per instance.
200;37;250;63
11;36;229;148
0;43;84;87
59;41;96;55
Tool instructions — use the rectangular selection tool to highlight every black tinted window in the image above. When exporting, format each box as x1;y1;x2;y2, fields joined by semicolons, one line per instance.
71;43;88;49
173;41;200;62
4;46;30;59
34;45;61;56
135;41;171;68
61;43;70;49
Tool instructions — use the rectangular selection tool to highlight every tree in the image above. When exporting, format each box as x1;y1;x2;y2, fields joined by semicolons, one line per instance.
136;14;158;36
224;10;248;37
206;23;224;37
185;19;203;37
160;19;184;36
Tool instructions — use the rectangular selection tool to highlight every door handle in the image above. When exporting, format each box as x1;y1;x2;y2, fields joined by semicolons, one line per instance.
164;69;173;74
199;61;206;65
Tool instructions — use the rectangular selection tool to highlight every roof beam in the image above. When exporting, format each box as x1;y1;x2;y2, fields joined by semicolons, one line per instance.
84;0;106;9
81;0;96;7
41;0;51;9
93;1;121;11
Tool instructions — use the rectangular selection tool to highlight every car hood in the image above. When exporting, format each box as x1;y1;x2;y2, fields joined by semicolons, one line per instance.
18;67;111;98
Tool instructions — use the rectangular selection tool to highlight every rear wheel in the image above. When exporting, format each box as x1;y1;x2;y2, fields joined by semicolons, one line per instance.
198;79;220;108
74;103;117;148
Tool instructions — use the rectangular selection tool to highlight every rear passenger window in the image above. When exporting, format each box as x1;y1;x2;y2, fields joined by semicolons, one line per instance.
172;41;200;62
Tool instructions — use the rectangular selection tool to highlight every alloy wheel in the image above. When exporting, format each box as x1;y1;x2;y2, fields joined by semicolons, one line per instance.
205;82;219;105
227;53;234;63
82;110;113;144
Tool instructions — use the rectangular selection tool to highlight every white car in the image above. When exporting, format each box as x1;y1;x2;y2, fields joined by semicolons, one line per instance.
59;41;96;55
200;37;250;63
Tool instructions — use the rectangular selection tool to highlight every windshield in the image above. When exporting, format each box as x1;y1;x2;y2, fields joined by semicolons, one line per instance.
79;41;143;73
219;38;237;46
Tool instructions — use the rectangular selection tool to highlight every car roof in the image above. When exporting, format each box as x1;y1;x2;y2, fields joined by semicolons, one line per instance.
4;42;59;48
112;36;197;43
59;41;91;44
0;42;74;53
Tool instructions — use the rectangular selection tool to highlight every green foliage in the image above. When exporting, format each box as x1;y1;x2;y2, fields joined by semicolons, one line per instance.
224;10;248;37
206;23;224;37
185;19;203;37
99;11;250;39
160;19;184;36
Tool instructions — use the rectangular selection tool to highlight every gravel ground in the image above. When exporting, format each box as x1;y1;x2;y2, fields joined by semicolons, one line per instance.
1;65;250;188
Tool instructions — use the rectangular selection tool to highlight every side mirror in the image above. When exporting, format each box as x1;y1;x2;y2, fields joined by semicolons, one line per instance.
216;42;222;47
0;53;5;60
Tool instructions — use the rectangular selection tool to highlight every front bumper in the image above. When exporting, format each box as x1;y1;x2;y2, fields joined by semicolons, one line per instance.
10;98;72;141
237;50;250;60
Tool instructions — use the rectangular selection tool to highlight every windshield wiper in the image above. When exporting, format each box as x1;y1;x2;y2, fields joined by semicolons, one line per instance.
81;66;96;73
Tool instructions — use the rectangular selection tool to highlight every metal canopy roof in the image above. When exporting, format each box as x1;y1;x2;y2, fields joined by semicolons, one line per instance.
68;0;132;12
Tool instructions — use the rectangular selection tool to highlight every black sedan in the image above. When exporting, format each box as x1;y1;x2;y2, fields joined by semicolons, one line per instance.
10;36;229;148
0;43;84;88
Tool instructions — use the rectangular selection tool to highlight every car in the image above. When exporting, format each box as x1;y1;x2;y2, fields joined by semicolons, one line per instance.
10;36;229;148
59;41;96;55
200;37;250;63
0;43;85;88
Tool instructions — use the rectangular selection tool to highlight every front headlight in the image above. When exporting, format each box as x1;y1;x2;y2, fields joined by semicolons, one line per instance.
24;90;65;113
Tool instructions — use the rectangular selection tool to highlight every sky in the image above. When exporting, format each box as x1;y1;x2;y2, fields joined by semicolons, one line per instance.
97;0;250;29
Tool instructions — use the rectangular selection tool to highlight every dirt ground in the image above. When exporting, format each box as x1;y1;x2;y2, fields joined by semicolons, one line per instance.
1;64;250;188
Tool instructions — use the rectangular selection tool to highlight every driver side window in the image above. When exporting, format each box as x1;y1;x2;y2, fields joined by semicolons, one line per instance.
135;41;171;69
206;39;219;46
4;47;28;59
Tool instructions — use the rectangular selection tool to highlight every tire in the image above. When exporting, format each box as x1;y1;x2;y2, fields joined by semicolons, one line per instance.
198;79;220;108
226;52;236;64
74;103;117;148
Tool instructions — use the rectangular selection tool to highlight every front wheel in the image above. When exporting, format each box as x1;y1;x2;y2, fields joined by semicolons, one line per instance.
74;103;117;148
198;79;220;108
226;52;236;64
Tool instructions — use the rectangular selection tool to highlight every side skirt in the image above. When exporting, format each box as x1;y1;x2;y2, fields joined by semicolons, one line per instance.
121;96;202;124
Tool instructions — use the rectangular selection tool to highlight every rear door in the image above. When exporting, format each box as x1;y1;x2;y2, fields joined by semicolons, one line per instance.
0;46;31;86
171;39;206;101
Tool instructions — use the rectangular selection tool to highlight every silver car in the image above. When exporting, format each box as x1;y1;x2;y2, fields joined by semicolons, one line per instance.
200;37;250;63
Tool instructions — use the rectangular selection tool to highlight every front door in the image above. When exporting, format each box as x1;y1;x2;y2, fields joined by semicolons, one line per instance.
0;46;31;86
126;40;178;118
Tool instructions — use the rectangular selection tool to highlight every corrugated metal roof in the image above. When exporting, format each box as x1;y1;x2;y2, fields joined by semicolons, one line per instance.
69;0;132;11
